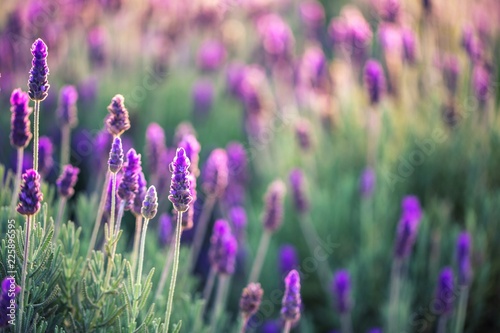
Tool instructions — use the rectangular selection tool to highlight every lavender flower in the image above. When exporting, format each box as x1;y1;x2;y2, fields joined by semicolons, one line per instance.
394;195;422;259
262;180;286;232
209;220;238;275
257;14;295;63
141;186;158;220
435;267;454;315
402;28;417;65
281;269;301;324
279;245;298;276
299;1;325;38
173;122;196;145
38;136;54;178
332;269;351;314
295;119;313;151
289;169;309;214
229;206;247;242
133;171;147;216
197;40;226;72
367;329;382;333
440;55;460;97
28;38;50;101
359;167;376;198
226;141;248;184
223;183;246;208
108;137;124;173
378;23;402;56
95;129;113;169
401;195;422;221
10;88;33;149
145;123;166;177
88;27;107;67
105;173;121;218
457;232;472;286
364;59;386;105
181;174;197;230
17;169;43;215
118;148;141;210
461;26;483;63
158;213;173;247
240;282;264;318
192;79;214;116
0;278;21;328
472;63;490;106
57;85;78;127
226;62;246;98
179;134;201;176
376;0;400;23
168;147;193;213
56;165;80;198
105;94;130;137
202;148;229;197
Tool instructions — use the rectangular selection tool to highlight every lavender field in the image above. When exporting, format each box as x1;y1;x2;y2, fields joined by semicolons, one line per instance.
0;0;499;332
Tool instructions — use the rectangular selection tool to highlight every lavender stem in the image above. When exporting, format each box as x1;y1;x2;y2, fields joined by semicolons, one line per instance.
18;215;31;333
248;231;271;283
210;274;229;332
453;286;469;333
54;197;67;239
33;100;40;171
109;172;118;237
86;170;110;261
114;200;126;238
131;215;143;275
283;320;292;333
60;125;70;167
200;267;217;316
437;316;447;333
135;217;150;284
9;147;24;214
189;195;216;272
340;312;353;333
388;258;403;333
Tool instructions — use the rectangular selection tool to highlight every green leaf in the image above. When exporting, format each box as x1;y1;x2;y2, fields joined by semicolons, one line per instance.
172;320;182;333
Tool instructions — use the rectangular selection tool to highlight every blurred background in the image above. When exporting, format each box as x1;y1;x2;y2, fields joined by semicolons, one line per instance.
1;0;499;332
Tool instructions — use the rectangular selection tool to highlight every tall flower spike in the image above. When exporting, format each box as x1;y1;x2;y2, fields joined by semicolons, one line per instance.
168;147;193;212
118;148;141;210
17;169;43;216
141;186;158;220
226;141;248;184
457;232;472;286
364;59;386;105
56;165;80;198
105;94;130;136
208;220;238;275
57;85;78;127
0;278;21;328
435;267;454;316
202;148;229;197
10;89;33;149
28;38;50;101
145;123;166;177
108;137;124;173
240;282;264;319
38;136;54;178
281;269;301;324
133;172;147;216
228;206;247;242
262;180;286;232
332;269;351;314
179;134;201;176
289;168;309;214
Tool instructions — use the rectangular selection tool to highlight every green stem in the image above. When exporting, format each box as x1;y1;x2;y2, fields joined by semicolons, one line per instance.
114;200;126;239
104;200;125;289
248;231;271;283
33;101;40;172
60;125;70;167
86;170;110;261
453;286;469;333
210;274;228;333
188;195;216;272
54;197;67;240
131;215;143;275
10;148;24;215
109;173;117;238
164;211;183;333
388;258;403;333
282;320;291;333
340;312;352;333
136;217;149;284
18;215;31;333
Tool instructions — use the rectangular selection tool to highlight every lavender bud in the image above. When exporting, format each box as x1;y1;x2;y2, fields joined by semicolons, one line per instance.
281;269;301;324
168;147;193;213
0;278;21;328
202;148;229;197
197;39;226;72
262;180;286;232
57;85;78;127
472;63;490;106
56;165;80;198
226;141;248;184
179;134;201;176
289;169;309;214
359;167;376;198
402;27;417;65
240;282;264;318
279;245;298;276
141;186;158;220
257;14;295;64
28;38;50;101
457;232;472;286
262;321;281;333
192;79;214;117
181;174;197;230
229;206;247;242
402;195;422;221
435;267;454;315
223;183;246;208
108;137;124;173
226;62;245;98
332;269;351;314
145;122;166;177
364;59;386;105
133;171;147;216
158;213;173;247
38;136;54;178
209;220;238;275
9;88;33;149
118;148;141;210
17;169;43;216
105;94;130;137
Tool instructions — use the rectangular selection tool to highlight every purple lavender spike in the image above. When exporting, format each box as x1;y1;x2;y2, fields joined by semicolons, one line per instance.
202;148;228;197
240;282;264;319
261;320;281;333
145;123;166;177
295;119;313;151
228;206;247;242
402;28;417;65
281;269;301;324
158;213;173;247
133;171;147;216
377;0;400;23
226;62;245;98
108;137;124;173
289;168;309;214
472;63;490;106
435;267;454;315
332;269;351;314
38;136;53;178
105;94;130;137
299;1;325;39
94;129;113;170
457;232;472;286
57;85;78;128
56;165;80;198
0;278;21;328
141;186;158;220
168;148;193;213
209;220;238;275
401;195;422;221
440;55;460;97
179;134;201;176
196;39;226;72
10;89;33;149
279;245;298;276
359;167;376;198
88;27;107;67
262;180;286;232
364;59;386;105
117;148;141;210
17;169;43;216
257;14;295;64
461;26;483;63
226;141;248;184
28;38;50;101
192;79;214;117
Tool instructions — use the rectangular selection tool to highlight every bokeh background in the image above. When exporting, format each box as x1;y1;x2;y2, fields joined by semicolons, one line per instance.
1;0;500;332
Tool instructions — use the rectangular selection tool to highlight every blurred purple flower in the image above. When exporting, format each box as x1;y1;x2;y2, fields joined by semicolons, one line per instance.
202;148;229;197
229;206;247;242
95;129;113;170
359;167;376;198
402;28;417;65
57;85;78;128
17;169;43;216
56;165;80;198
439;55;460;97
226;141;248;184
223;183;247;208
376;0;400;23
457;232;472;286
378;23;402;56
279;244;298;276
38;136;54;178
209;220;238;275
262;180;286;232
257;14;295;63
10;88;33;149
364;59;386;105
197;39;226;72
332;269;351;314
78;76;99;104
299;1;325;39
260;320;281;333
289;168;309;214
281;269;301;324
192;79;214;117
401;195;422;221
435;267;454;316
226;62;246;98
295;119;313;151
158;213;173;247
88;27;107;68
461;26;483;63
472;63;491;106
145;123;166;178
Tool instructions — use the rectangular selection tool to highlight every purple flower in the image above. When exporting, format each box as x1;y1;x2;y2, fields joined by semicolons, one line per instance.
88;26;107;67
435;267;454;316
401;195;422;221
472;63;490;106
133;171;147;216
9;88;33;149
367;329;382;333
262;180;286;232
105;94;130;137
228;206;247;242
439;55;460;97
179;134;201;176
57;85;78;127
332;269;351;314
359;167;376;198
209;220;238;275
118;148;141;210
257;14;294;63
364;59;386;105
0;277;21;328
158;213;173;247
223;183;246;208
17;169;43;216
376;0;400;23
197;39;226;72
295;119;313;151
181;174;197;230
289;169;309;214
56;165;80;198
94;129;113;170
226;141;248;184
141;186;158;220
402;28;417;64
38;136;54;178
28;38;50;101
296;46;329;95
202;148;229;197
174;122;197;145
192;79;214;116
281;269;301;324
168;147;193;213
457;232;472;286
378;23;402;56
461;26;483;63
226;62;246;98
299;1;325;38
394;215;420;259
240;282;264;318
279;245;298;276
108;137;124;173
145;123;166;177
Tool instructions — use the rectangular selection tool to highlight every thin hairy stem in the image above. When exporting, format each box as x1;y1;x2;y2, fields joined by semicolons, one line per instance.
340;312;353;333
437;315;448;333
210;274;228;333
248;231;271;283
131;215;143;275
18;215;31;333
33;101;40;171
10;148;24;215
114;200;126;239
86;170;110;261
60;125;70;167
54;197;67;240
136;217;149;284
